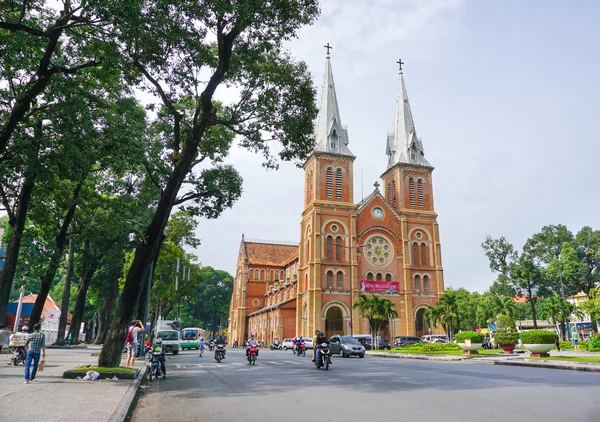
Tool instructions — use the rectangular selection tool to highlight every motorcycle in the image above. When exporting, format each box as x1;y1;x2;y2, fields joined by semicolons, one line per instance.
270;342;282;351
315;343;331;370
209;341;215;352
11;347;26;366
215;344;226;363
247;345;258;365
295;342;306;357
148;352;164;381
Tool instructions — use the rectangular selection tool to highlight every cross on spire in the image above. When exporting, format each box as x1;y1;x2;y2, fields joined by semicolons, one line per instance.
373;181;380;190
396;58;404;72
324;43;333;56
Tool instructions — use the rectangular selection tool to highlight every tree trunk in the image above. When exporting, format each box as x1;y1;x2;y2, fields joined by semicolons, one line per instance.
0;165;37;323
68;256;98;345
28;184;81;331
55;232;75;345
527;282;538;329
94;266;121;345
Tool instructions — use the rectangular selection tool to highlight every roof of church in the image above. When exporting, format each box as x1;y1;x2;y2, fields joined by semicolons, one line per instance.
356;184;403;222
386;67;431;168
243;240;299;267
314;53;353;157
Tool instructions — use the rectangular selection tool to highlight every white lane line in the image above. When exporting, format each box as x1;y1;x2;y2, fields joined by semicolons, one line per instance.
267;361;283;365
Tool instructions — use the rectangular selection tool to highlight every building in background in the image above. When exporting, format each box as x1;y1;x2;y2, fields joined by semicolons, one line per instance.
228;52;445;346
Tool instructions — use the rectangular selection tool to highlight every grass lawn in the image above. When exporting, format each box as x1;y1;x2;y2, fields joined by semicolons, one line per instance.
526;356;600;364
72;366;133;373
373;349;505;356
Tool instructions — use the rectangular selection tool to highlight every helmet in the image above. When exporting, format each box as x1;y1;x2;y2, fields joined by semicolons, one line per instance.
200;337;204;341
299;336;303;340
155;339;163;345
22;326;28;331
320;331;324;336
251;333;255;338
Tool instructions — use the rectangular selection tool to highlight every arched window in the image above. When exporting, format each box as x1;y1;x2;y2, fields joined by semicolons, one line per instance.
408;177;416;208
336;271;343;289
421;243;427;266
326;168;333;199
423;275;429;293
306;171;313;202
367;272;374;281
280;270;285;280
336;168;343;200
415;275;421;292
387;181;392;205
376;273;383;281
254;269;259;280
417;179;424;208
412;243;419;266
385;273;392;282
326;236;333;260
260;269;265;280
327;271;333;289
270;270;275;281
392;179;397;208
335;236;342;261
305;239;311;263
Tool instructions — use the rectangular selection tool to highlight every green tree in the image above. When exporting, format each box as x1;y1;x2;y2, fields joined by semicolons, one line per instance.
538;295;578;334
491;296;518;319
353;294;398;349
100;0;320;367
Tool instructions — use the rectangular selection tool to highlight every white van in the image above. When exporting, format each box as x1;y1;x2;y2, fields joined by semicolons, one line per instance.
421;334;449;343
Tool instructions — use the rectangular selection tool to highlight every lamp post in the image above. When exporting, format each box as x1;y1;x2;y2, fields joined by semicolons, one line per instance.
339;243;367;337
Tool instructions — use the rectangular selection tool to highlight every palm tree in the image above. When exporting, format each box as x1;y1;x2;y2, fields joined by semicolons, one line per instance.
579;288;600;332
353;293;398;349
437;290;459;338
539;295;580;339
425;305;445;334
491;296;518;319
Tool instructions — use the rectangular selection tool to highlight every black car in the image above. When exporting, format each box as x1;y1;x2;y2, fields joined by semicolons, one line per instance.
394;336;423;347
360;338;392;350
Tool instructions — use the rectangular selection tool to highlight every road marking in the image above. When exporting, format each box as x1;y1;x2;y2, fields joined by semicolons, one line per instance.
283;360;304;365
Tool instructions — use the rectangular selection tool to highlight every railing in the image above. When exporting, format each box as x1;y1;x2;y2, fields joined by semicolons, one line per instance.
244;238;298;246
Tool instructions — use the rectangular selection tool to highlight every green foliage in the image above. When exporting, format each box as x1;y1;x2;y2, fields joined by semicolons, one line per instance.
353;294;398;339
395;342;461;352
585;335;600;352
554;340;574;350
495;315;519;345
455;331;484;343
520;330;557;344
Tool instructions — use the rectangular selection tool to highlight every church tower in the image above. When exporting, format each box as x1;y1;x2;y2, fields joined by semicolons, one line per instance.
298;46;357;337
381;61;445;336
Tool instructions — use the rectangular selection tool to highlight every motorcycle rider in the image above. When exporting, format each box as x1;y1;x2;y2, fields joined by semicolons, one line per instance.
246;333;259;359
150;339;166;379
295;336;305;354
8;326;29;365
214;335;226;360
311;329;320;362
315;331;331;365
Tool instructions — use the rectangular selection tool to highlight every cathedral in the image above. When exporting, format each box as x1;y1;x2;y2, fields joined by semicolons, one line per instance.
227;51;445;346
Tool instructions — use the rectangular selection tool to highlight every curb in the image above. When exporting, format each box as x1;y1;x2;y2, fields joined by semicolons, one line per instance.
108;366;147;422
366;352;465;361
493;360;600;373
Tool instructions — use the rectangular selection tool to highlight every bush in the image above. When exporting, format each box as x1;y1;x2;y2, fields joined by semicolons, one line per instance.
520;330;557;344
585;335;600;352
455;331;484;343
495;315;518;345
554;340;574;350
420;342;461;352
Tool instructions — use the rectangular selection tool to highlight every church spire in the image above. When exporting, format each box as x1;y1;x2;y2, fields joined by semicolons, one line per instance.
314;44;353;157
386;60;430;168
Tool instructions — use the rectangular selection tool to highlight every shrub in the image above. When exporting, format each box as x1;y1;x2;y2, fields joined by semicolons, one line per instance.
495;315;518;345
554;340;574;350
586;335;600;352
420;342;461;352
455;331;484;343
520;330;557;344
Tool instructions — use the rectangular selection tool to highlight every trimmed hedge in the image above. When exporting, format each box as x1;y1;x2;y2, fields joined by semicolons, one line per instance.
455;331;484;343
395;342;461;352
520;330;557;344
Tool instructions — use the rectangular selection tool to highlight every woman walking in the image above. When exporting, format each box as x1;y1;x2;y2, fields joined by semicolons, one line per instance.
199;337;205;357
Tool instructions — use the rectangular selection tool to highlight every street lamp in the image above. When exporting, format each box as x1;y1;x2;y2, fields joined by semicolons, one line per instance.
338;243;367;336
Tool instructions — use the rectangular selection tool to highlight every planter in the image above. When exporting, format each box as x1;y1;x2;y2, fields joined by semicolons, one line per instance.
500;344;516;354
524;343;553;358
458;342;482;354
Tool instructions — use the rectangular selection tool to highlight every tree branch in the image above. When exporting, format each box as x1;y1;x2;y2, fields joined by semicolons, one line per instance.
0;22;47;37
0;184;14;222
142;161;162;191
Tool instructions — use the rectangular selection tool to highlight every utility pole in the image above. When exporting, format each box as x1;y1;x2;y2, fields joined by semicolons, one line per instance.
139;261;154;357
13;285;25;332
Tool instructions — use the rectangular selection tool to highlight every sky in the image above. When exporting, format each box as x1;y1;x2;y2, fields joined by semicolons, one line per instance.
189;0;600;293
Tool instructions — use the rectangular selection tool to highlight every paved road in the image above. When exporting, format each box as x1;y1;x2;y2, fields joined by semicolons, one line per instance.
132;348;600;422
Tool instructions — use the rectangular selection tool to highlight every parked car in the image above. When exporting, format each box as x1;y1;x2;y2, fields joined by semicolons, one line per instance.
282;338;294;350
394;336;423;347
329;335;365;358
361;338;391;350
421;334;449;343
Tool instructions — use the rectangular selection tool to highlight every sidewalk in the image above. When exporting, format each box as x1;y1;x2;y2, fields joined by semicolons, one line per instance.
0;347;144;422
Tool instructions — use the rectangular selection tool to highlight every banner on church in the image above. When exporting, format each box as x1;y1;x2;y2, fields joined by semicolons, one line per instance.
359;281;400;293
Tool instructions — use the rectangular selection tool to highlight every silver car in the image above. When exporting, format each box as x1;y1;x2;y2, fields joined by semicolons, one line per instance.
329;335;365;358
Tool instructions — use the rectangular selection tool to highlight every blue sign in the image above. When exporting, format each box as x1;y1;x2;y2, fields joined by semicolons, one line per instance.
488;323;496;332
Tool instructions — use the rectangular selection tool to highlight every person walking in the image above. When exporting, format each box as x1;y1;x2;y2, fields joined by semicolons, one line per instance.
555;333;561;352
199;337;205;357
0;324;10;355
125;320;145;368
24;323;45;384
572;327;580;351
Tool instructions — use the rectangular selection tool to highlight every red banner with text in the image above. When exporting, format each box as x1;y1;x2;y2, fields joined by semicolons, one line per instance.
359;281;400;293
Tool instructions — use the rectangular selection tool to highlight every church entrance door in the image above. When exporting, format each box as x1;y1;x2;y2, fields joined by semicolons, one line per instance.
325;306;344;339
415;308;426;338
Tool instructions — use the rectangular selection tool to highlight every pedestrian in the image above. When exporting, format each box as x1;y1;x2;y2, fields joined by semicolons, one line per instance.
125;320;145;368
572;327;579;351
555;334;560;352
199;337;205;357
0;324;10;355
24;323;46;384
